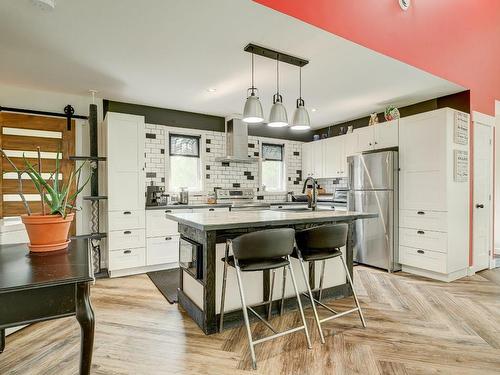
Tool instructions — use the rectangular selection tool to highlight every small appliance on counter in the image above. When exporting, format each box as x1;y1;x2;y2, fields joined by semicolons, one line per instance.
216;188;270;211
179;187;189;205
146;182;167;207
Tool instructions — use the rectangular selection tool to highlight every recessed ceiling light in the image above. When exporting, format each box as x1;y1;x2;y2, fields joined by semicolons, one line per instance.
31;0;56;10
311;108;317;112
207;88;217;93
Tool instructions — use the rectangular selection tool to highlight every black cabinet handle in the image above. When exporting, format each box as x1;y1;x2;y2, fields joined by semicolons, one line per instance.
124;231;131;235
165;210;172;213
123;211;131;215
476;204;484;209
278;206;283;208
124;250;132;254
209;208;215;211
165;236;172;241
417;230;425;235
417;211;425;215
417;250;425;254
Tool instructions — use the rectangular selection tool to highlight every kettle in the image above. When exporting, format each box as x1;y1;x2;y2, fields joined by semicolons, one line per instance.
179;187;189;205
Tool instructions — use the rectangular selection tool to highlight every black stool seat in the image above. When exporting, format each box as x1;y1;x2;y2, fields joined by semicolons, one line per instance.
292;248;342;262
221;255;290;272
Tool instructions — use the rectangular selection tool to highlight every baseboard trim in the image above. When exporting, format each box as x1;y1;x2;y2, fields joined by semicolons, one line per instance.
109;262;178;278
402;266;468;282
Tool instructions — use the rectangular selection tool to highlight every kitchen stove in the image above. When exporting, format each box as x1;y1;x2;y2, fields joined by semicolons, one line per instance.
215;188;270;211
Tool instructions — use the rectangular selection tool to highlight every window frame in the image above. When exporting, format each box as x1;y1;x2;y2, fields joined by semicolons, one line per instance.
260;142;286;193
166;130;205;193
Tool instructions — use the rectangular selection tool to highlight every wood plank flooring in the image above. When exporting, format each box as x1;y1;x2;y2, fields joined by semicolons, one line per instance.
1;266;500;374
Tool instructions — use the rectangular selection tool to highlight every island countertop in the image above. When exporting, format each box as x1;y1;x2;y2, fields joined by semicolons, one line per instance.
166;210;377;231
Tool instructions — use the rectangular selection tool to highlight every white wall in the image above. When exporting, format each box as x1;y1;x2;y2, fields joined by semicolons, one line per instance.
495;100;500;253
0;83;103;235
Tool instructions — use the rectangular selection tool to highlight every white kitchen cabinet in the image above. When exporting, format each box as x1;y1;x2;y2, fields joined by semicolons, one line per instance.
146;208;191;237
302;140;324;178
105;112;145;211
355;120;398;153
324;136;344;178
102;112;146;276
398;108;470;282
147;235;180;265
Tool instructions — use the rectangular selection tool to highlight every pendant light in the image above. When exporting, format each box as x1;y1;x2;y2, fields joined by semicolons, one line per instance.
291;66;311;130
268;56;288;127
242;52;264;123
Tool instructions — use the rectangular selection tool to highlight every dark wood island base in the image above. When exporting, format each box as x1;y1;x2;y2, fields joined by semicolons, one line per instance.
167;210;376;335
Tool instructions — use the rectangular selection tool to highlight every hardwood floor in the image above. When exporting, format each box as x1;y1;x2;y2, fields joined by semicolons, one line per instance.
2;266;500;374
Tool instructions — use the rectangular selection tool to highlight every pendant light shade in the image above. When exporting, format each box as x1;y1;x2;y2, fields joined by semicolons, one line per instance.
243;89;264;123
269;94;288;127
242;52;264;124
291;67;311;130
268;57;288;127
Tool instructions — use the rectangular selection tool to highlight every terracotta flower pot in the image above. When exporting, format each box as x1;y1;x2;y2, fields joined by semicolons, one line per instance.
21;213;74;253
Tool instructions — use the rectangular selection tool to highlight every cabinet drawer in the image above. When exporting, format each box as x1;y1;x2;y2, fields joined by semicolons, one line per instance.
146;209;190;237
108;229;145;251
399;228;447;253
399;246;447;273
147;235;179;266
109;247;146;271
108;210;145;231
399;210;447;232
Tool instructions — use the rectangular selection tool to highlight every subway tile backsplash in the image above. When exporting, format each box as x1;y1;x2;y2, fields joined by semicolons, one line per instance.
144;123;305;202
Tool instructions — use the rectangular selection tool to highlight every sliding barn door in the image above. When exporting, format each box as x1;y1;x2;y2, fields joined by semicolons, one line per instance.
0;112;76;227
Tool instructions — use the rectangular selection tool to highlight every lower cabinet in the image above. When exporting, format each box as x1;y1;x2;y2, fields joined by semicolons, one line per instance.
147;235;180;266
109;247;146;271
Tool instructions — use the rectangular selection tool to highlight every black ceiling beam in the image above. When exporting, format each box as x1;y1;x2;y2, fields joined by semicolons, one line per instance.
244;43;309;67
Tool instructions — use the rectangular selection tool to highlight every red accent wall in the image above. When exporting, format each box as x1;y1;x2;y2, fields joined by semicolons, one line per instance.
254;0;500;115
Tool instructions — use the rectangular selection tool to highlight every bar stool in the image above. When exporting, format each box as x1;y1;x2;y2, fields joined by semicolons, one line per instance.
219;228;312;370
291;223;366;344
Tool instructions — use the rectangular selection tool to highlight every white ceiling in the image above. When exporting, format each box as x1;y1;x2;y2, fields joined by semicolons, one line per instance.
0;0;465;128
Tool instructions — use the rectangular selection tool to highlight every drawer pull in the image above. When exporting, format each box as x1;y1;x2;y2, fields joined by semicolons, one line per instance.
165;236;172;241
417;211;425;215
417;230;425;235
417;250;425;254
208;208;215;212
165;210;172;213
124;250;132;254
124;231;131;235
123;211;131;215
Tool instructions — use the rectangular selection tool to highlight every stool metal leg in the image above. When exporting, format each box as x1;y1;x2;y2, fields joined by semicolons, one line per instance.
340;254;366;328
296;251;325;344
280;267;287;316
219;241;230;332
267;270;276;321
287;256;312;349
318;260;326;302
234;258;258;370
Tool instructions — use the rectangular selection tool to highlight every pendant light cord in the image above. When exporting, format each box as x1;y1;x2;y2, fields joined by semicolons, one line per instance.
251;52;254;90
299;66;302;99
276;56;280;94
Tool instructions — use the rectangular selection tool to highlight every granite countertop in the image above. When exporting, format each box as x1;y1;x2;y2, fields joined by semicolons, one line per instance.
166;210;377;231
146;203;232;210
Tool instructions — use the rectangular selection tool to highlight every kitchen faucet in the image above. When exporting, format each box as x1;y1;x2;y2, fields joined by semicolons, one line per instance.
302;176;317;211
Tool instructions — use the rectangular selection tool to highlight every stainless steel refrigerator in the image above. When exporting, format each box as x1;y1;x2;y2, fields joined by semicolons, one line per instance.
347;151;400;272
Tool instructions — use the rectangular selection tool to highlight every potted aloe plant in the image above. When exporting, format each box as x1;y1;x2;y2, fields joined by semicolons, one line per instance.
0;147;91;253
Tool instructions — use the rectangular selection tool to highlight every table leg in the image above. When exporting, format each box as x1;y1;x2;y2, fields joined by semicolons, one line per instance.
76;282;95;375
0;329;5;353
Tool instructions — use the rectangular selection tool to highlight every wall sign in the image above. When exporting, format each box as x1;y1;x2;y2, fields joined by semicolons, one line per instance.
454;150;468;182
454;112;469;145
399;0;410;11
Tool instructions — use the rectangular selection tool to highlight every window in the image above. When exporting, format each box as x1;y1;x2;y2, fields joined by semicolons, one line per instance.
168;133;202;191
261;143;285;192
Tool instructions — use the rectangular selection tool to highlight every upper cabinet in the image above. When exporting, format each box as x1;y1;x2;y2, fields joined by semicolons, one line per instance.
104;112;146;211
355;120;398;153
302;121;397;180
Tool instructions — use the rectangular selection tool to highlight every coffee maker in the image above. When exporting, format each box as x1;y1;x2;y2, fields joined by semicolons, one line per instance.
146;182;166;207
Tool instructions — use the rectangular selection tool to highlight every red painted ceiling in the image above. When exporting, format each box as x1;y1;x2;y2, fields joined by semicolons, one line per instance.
255;0;500;115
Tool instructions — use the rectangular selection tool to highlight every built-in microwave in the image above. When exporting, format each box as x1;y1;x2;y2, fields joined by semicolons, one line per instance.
179;236;203;280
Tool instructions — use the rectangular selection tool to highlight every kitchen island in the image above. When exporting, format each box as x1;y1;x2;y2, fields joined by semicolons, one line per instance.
166;210;377;334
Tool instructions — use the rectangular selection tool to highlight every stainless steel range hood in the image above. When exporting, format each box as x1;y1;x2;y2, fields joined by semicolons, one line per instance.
215;118;259;164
